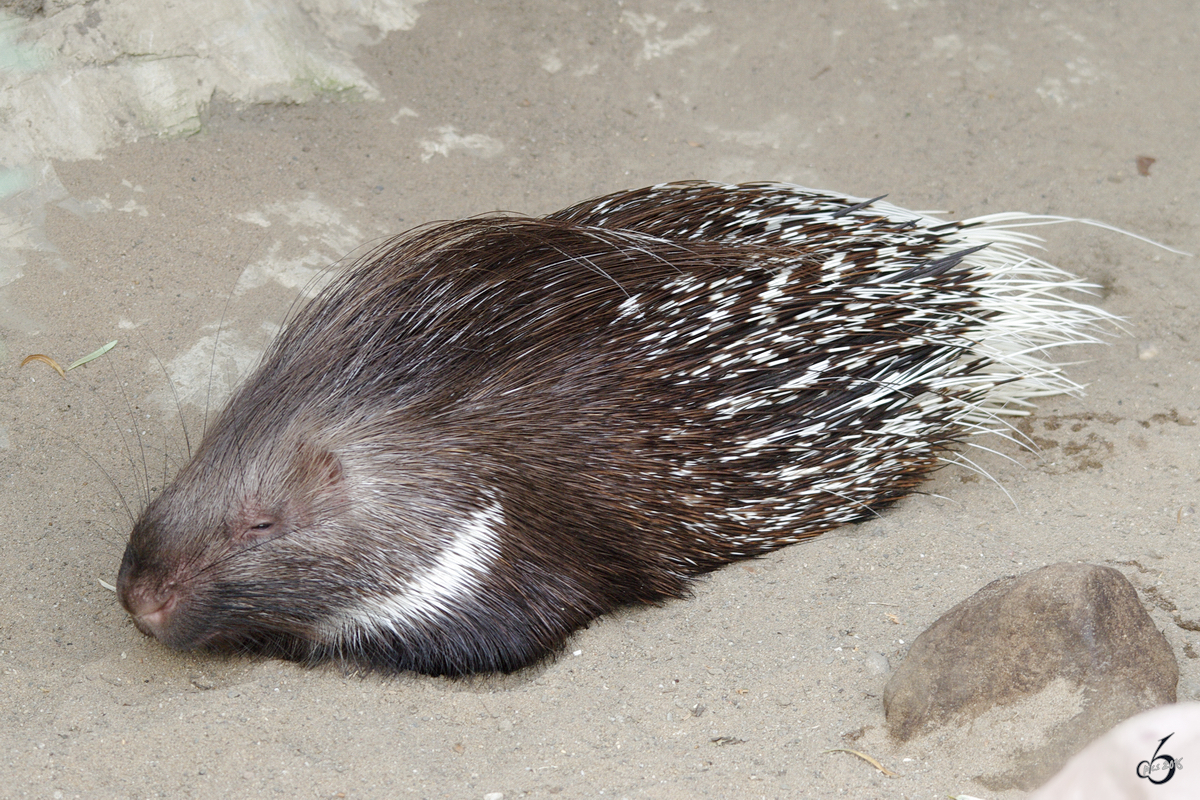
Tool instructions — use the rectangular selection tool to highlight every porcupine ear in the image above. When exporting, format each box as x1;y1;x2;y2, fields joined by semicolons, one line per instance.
289;443;346;501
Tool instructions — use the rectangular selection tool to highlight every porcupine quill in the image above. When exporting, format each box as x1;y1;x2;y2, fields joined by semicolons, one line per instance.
116;181;1180;676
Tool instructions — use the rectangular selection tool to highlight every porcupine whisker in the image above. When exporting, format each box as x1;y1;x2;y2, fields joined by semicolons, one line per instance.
96;348;157;511
197;522;299;576
34;420;138;530
135;336;198;491
36;348;184;541
203;269;244;444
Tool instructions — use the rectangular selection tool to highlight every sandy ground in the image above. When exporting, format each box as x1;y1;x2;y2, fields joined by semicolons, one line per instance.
2;1;1199;797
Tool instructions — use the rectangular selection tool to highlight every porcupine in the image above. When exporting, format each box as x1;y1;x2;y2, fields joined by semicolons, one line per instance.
116;181;1119;676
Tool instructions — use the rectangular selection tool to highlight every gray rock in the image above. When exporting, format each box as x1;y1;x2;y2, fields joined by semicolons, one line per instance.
0;0;43;18
883;562;1178;790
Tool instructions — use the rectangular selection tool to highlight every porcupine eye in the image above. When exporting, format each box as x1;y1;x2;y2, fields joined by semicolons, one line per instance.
238;516;279;541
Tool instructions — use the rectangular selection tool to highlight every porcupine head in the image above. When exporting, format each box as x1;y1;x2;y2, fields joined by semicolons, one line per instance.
114;361;616;676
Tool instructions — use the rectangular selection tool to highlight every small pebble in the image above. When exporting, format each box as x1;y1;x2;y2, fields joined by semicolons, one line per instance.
864;652;890;675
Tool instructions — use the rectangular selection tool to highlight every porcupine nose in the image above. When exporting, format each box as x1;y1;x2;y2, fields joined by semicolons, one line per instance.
116;543;176;639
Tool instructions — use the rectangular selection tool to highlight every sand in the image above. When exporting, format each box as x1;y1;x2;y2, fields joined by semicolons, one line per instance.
2;1;1198;797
